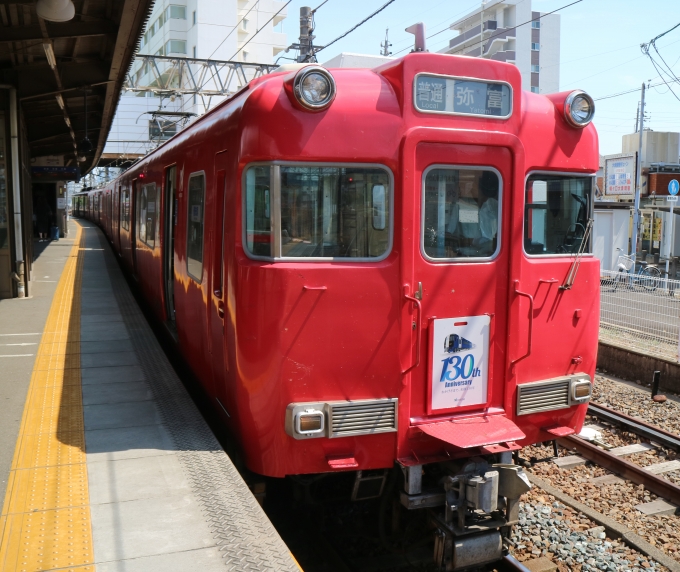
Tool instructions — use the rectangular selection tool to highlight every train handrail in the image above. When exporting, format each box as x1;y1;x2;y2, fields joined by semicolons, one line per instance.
511;281;533;366
402;284;422;375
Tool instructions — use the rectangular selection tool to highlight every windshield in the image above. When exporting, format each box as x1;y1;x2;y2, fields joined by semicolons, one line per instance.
524;174;592;255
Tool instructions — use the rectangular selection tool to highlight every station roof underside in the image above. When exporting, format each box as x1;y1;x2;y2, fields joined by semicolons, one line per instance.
0;0;155;174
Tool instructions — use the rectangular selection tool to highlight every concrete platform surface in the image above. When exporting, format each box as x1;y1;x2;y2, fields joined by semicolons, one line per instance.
0;220;300;572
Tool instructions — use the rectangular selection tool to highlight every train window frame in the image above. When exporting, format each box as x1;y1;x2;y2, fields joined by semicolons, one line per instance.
412;73;513;120
186;171;206;282
420;164;503;264
140;182;157;249
242;161;395;263
523;171;595;258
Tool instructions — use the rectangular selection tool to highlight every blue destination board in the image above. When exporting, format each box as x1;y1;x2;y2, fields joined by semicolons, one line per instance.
414;74;512;118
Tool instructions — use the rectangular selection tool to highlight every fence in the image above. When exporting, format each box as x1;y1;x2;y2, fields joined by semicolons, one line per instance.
600;269;680;361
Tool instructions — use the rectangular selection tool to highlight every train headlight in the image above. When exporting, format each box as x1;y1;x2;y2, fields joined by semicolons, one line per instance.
295;409;325;435
564;90;595;128
293;66;336;111
571;379;592;402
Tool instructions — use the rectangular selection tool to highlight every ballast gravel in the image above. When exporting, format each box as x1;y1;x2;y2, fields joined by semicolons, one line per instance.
592;374;680;432
510;488;668;571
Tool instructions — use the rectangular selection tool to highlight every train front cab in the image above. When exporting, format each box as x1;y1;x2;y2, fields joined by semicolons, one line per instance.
236;55;599;570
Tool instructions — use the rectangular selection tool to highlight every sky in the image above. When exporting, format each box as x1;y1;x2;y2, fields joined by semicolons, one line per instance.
275;0;680;156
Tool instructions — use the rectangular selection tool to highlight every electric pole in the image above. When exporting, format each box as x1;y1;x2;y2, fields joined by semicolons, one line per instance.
631;82;646;260
297;7;315;63
381;28;392;56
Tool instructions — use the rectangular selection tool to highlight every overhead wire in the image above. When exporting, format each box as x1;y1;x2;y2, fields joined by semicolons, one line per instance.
207;0;262;60
227;0;293;60
393;0;582;57
313;0;398;56
641;22;680;104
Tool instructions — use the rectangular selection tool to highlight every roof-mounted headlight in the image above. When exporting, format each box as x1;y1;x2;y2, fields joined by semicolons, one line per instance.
293;66;336;111
564;90;595;128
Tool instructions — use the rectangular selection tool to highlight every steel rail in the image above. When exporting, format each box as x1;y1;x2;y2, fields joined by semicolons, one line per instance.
556;434;680;506
501;554;533;571
588;403;680;452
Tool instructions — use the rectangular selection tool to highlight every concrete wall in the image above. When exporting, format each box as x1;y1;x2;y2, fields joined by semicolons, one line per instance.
598;341;680;394
539;13;560;93
594;208;629;270
513;0;532;92
622;131;680;167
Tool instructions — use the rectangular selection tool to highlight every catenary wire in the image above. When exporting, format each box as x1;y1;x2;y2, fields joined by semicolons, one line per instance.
392;0;582;56
207;0;261;60
227;0;293;60
313;0;398;56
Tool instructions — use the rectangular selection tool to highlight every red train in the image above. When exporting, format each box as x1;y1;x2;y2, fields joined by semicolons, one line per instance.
74;52;599;569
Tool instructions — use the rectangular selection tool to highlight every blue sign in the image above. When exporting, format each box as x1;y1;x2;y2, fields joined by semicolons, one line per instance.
669;179;679;196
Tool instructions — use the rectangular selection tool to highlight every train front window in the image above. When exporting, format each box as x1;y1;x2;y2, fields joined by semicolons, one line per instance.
524;174;592;255
244;164;392;260
422;167;501;260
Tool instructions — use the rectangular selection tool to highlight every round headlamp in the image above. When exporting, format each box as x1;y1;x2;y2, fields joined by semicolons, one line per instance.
293;66;336;111
564;90;595;128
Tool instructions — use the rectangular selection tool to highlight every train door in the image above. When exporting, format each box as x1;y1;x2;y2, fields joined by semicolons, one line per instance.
208;151;229;415
405;143;513;430
163;166;177;327
131;180;138;273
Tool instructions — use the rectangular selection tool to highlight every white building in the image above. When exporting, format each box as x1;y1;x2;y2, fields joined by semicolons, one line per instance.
438;0;560;95
104;0;287;158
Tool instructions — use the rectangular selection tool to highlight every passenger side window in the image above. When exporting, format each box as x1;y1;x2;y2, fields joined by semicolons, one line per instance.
422;167;501;260
141;183;157;248
121;189;129;231
187;173;205;281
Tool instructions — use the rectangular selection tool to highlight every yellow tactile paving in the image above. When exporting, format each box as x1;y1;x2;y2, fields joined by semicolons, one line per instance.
27;384;82;412
11;433;86;471
0;222;96;572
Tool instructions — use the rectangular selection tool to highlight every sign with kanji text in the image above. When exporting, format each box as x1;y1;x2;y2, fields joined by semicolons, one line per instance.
414;74;512;118
604;154;636;196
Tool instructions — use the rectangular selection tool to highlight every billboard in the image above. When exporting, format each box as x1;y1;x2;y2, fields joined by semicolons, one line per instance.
604;153;636;196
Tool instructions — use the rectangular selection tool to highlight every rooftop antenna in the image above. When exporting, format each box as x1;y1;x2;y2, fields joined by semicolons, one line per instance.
381;28;392;56
405;22;426;53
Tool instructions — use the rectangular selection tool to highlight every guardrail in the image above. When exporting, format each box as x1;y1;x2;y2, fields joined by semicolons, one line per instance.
600;269;680;361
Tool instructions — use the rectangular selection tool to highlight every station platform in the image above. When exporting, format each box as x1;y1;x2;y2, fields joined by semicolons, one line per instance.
0;220;300;572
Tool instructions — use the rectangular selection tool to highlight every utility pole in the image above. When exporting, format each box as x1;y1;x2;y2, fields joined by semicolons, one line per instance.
297;7;315;63
381;28;392;56
635;101;640;133
631;82;646;260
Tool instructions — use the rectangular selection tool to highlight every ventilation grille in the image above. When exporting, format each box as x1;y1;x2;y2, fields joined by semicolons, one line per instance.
517;380;570;416
329;399;398;438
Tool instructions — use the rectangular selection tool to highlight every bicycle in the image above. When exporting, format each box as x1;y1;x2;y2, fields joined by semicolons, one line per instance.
611;248;661;292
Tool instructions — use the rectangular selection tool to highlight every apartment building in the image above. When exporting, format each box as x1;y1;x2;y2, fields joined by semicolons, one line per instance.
438;0;560;95
104;0;287;158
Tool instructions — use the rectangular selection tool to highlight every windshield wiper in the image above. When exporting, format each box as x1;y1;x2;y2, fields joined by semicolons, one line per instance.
560;218;593;290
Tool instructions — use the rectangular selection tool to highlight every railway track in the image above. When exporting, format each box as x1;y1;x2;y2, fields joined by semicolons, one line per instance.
553;403;680;506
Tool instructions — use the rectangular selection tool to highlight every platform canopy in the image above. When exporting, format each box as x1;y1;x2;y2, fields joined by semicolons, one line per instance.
0;0;155;174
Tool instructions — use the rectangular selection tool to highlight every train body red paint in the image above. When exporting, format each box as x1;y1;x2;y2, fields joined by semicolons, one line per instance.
74;52;599;567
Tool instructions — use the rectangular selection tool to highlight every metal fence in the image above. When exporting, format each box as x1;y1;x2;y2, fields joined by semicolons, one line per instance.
600;269;680;360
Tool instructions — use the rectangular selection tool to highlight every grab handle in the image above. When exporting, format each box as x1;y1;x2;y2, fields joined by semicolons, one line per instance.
402;284;422;374
511;280;533;366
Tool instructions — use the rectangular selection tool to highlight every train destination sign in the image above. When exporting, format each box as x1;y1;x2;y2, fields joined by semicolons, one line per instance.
414;74;512;118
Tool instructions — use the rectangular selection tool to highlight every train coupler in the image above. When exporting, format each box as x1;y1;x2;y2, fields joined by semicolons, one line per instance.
423;460;531;570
